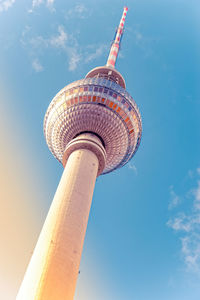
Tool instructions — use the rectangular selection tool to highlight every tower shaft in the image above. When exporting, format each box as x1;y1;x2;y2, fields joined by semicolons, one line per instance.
17;134;105;300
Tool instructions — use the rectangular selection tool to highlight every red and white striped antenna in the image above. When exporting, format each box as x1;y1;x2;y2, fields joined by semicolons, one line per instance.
106;6;128;68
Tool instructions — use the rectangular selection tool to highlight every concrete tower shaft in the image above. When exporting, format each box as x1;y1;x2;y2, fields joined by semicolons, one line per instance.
17;134;105;300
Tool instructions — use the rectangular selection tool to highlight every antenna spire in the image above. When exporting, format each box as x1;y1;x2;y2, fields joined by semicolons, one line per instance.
106;6;128;68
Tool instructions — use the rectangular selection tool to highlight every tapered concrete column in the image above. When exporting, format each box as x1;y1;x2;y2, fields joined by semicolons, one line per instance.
17;133;106;300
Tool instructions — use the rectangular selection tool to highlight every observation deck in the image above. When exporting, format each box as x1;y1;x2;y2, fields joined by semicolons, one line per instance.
85;66;126;89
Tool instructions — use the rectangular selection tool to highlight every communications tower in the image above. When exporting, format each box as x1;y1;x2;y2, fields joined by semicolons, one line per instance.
17;7;142;300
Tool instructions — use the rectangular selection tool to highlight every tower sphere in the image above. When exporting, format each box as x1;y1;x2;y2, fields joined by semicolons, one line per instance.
44;66;142;174
44;6;142;175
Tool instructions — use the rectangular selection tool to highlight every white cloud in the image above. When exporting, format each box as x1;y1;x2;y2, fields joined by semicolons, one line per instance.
30;0;54;12
135;30;143;44
32;0;43;8
168;185;181;210
28;26;69;51
68;49;81;71
74;4;86;14
167;213;200;233
126;25;159;59
21;24;106;72
193;180;200;210
85;44;107;63
32;58;43;72
22;26;81;72
167;171;200;274
181;235;200;273
46;0;55;12
0;0;15;12
167;213;191;232
47;0;54;6
29;35;48;49
127;163;138;175
66;4;88;19
118;51;124;59
49;26;67;48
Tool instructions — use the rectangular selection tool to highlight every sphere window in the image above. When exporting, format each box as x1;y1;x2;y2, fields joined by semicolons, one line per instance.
109;91;113;96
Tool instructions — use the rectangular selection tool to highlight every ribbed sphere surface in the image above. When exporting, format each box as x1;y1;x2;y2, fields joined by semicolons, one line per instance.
44;77;142;174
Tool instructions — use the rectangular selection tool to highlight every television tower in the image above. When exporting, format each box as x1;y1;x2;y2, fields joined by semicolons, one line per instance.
17;6;142;300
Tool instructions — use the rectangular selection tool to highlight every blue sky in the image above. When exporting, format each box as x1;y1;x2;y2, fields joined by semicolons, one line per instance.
0;0;200;299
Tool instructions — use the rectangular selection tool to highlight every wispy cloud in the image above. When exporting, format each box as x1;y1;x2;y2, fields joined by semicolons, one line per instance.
29;35;48;50
193;180;200;210
22;26;70;71
127;162;138;175
49;26;67;48
32;58;43;72
68;49;81;71
66;4;88;19
168;185;181;210
126;24;160;59
132;28;154;58
85;44;107;63
29;0;55;12
167;212;195;233
21;24;106;72
75;4;86;14
134;30;143;45
32;0;43;8
46;0;54;11
181;235;200;273
167;168;200;274
22;26;80;72
0;0;15;12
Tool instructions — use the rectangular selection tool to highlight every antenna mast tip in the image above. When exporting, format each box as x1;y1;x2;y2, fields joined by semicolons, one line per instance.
106;7;128;68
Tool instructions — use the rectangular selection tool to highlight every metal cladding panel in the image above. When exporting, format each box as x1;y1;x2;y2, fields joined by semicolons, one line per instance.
44;77;142;174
